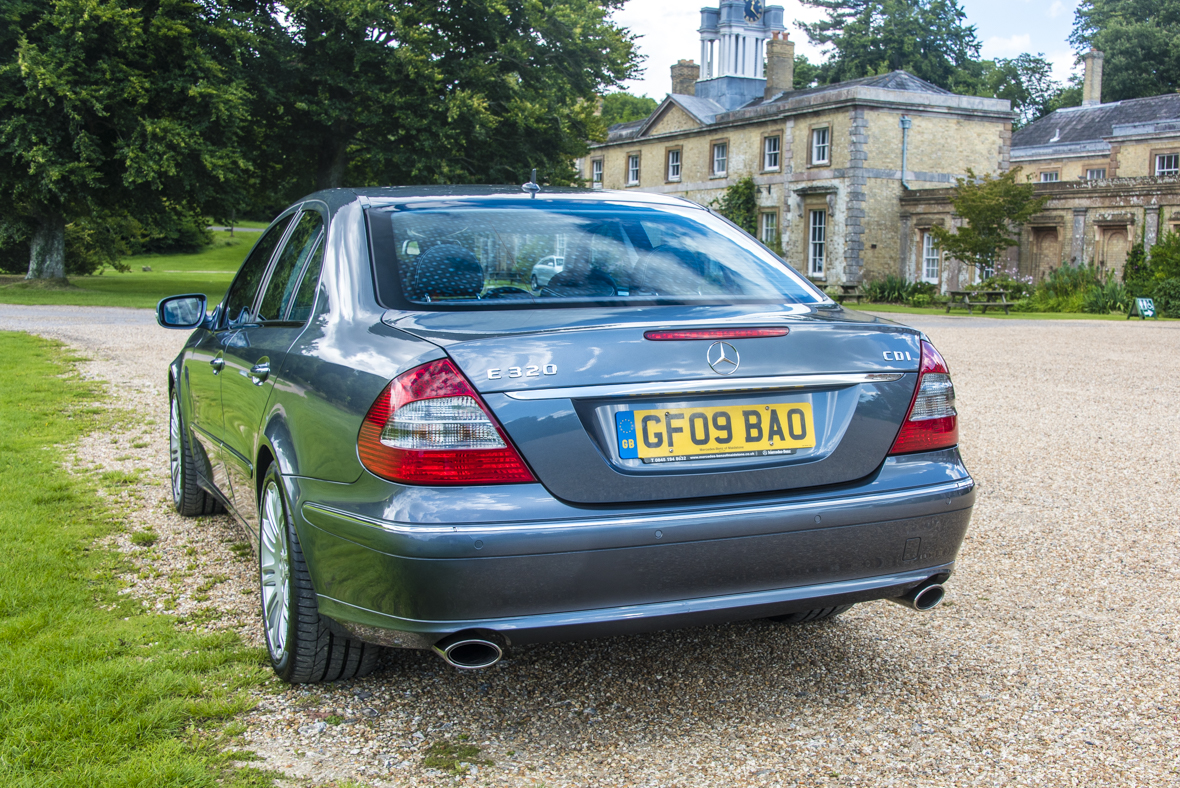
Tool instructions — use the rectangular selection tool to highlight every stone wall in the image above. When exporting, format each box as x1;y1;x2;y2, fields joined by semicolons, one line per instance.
900;176;1180;285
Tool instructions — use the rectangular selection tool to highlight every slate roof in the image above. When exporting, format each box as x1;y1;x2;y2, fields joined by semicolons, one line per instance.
762;70;953;106
1012;93;1180;149
603;70;959;144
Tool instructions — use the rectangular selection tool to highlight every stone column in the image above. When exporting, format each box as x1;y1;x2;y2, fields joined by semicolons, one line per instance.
1145;205;1160;251
1071;208;1087;265
845;108;869;284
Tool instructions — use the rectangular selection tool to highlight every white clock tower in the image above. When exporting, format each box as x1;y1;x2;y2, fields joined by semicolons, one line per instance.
697;1;787;110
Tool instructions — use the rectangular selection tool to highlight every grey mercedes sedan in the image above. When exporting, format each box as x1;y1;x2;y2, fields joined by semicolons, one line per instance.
157;186;973;683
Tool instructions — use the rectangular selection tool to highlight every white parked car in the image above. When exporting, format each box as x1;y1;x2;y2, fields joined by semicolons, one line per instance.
530;255;564;290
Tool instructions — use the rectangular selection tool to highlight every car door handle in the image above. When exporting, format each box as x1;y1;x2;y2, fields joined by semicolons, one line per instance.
210;357;225;373
248;361;270;385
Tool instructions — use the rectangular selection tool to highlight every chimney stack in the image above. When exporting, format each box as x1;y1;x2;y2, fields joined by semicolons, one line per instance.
671;60;700;96
764;32;795;101
1083;49;1104;107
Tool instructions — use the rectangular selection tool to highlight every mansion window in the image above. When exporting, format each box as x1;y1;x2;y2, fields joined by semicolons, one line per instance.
591;158;603;189
1156;153;1179;176
1039;171;1059;183
763;135;780;171
808;210;826;277
922;232;941;283
627;154;640;185
811;127;830;165
666;149;681;182
761;212;778;247
712;142;728;176
1086;168;1106;180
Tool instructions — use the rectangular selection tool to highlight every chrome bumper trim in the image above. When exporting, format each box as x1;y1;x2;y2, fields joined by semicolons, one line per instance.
501;372;905;401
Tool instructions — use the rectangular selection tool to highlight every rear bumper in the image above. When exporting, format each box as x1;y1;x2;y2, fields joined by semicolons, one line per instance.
286;451;974;649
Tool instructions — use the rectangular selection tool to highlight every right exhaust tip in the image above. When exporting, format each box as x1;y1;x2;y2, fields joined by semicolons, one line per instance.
432;632;504;670
889;582;946;611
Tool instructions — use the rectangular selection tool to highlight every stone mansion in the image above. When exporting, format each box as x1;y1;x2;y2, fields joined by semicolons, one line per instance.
584;1;1180;290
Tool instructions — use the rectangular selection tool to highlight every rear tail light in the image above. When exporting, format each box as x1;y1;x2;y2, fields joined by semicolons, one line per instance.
888;340;959;455
358;359;536;485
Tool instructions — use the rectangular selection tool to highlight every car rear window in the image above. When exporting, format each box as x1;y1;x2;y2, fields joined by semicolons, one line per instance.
367;201;824;310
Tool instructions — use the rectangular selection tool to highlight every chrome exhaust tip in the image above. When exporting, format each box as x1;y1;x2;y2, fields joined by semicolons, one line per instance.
890;582;946;611
431;631;504;670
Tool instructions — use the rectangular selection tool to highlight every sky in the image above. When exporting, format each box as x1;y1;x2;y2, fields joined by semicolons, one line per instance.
612;0;1083;100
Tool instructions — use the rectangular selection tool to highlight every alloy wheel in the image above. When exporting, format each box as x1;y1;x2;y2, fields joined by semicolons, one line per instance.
259;481;291;660
169;397;183;505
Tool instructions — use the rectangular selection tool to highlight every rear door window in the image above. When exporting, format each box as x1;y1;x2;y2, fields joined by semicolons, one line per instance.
223;216;293;327
256;211;324;323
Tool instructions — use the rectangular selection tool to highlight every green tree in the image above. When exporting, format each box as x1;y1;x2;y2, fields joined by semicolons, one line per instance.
793;54;823;89
969;54;1064;128
799;0;980;90
1071;0;1180;102
929;167;1048;274
0;0;254;279
255;0;639;193
600;92;657;127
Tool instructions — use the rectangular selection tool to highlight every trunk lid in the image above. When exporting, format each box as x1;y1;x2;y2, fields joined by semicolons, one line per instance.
387;305;922;504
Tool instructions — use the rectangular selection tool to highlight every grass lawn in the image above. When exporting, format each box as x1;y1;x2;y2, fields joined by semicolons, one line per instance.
845;302;1156;320
0;332;273;787
0;230;251;309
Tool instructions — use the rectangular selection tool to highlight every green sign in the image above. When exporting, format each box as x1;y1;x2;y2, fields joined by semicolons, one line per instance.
1128;297;1157;320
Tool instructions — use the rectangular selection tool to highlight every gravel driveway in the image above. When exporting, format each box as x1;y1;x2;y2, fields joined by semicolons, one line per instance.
3;303;1178;787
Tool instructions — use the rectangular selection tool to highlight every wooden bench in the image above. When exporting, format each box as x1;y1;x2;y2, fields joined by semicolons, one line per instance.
946;289;1011;315
834;283;865;304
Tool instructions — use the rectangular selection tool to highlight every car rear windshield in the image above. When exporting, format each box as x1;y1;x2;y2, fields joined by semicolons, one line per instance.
367;201;825;310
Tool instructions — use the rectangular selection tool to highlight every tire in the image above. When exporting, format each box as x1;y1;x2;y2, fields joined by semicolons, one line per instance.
169;389;222;516
258;464;381;683
530;274;539;290
767;604;854;625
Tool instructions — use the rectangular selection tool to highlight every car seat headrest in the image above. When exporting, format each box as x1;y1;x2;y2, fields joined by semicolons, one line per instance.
410;243;483;300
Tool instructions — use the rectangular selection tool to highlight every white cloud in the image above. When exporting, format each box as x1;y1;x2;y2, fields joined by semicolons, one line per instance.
1048;1;1066;19
981;33;1032;59
1047;50;1080;83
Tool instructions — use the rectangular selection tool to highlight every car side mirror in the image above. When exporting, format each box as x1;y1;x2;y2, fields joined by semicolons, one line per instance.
157;294;209;329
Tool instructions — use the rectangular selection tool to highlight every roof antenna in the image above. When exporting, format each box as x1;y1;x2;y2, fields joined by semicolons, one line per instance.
522;168;541;198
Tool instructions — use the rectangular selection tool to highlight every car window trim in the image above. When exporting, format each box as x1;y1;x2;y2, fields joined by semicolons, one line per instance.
219;206;302;331
248;203;312;326
278;229;325;323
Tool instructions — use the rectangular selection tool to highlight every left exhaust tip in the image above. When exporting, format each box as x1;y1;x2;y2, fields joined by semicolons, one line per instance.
432;631;504;670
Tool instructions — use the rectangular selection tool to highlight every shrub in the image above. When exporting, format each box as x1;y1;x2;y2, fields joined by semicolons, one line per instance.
1152;277;1180;318
1147;231;1180;281
862;275;935;304
980;272;1034;300
710;177;757;236
1020;262;1109;312
1080;279;1130;314
1122;241;1152;297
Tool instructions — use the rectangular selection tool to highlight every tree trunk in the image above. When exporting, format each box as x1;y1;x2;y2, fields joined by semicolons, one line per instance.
315;134;349;191
26;212;66;280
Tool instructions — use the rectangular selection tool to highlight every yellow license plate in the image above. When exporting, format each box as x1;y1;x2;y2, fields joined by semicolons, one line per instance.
616;403;815;463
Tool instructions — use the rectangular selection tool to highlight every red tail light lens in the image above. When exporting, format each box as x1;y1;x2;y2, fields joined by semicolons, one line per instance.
888;340;959;455
644;327;789;341
358;359;536;485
